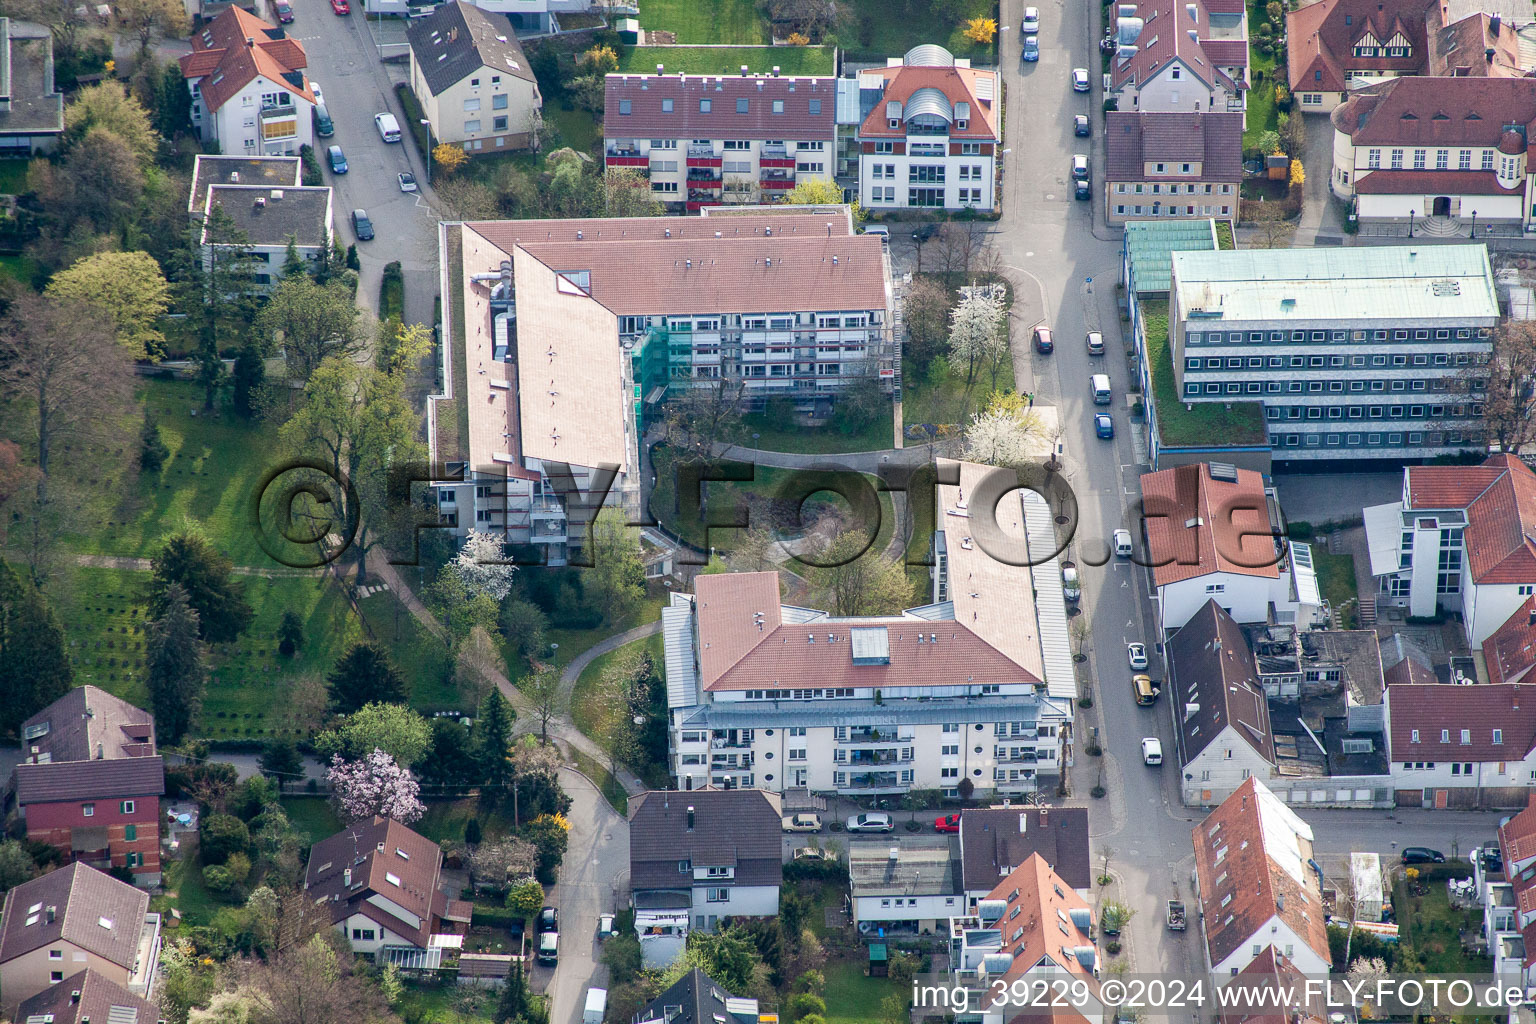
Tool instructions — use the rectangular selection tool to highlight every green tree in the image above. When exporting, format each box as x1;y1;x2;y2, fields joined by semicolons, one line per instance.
498;598;548;667
494;962;531;1024
787;993;826;1020
276;609;303;657
281;236;306;280
472;687;517;793
199;812;250;865
0;563;74;735
780;177;859;218
258;738;303;783
421;717;477;791
230;344;266;420
602;932;643;986
62;82;157;165
520;814;569;885
585;507;645;624
377;318;433;376
0;840;36;892
326;642;407;715
154;60;192;137
149;530;253;644
145;583;206;744
422;564;499;646
314;702;432;766
674;928;759;992
505;877;544;918
45;250;171;360
139;412;168;472
807;530;913;617
173;204;260;410
256;277;363;382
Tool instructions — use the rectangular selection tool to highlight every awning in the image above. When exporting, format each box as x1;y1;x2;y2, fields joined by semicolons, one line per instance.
1363;502;1404;577
430;934;464;949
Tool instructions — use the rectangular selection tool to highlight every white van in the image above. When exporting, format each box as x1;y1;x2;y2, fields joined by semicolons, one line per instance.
1141;737;1163;765
1091;373;1112;405
374;112;402;142
1113;529;1133;557
584;988;608;1024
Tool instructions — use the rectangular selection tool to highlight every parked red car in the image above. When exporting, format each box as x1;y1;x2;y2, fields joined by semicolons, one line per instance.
330;0;350;13
934;813;960;833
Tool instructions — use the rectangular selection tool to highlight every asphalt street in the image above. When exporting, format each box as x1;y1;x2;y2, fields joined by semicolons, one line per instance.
282;1;441;326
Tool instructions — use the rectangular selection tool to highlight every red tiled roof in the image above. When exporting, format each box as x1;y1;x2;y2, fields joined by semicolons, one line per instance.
1464;455;1536;584
1221;947;1329;1024
1110;0;1245;95
178;6;312;113
1353;169;1524;196
1104;111;1243;182
855;64;998;140
1140;462;1280;587
1429;12;1524;78
1406;464;1505;509
1386;683;1536;760
1286;0;1433;93
1486;597;1536;685
603;73;837;140
1332;76;1536;152
984;853;1097;997
692;570;1041;692
1499;795;1536;965
1201;39;1250;65
1192;779;1328;970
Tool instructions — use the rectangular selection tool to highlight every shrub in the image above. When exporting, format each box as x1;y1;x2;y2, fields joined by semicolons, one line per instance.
1287;520;1314;540
202;864;236;895
224;851;252;884
379;261;404;321
299;144;323;186
1090;784;1107;798
1077;696;1094;709
200;814;250;865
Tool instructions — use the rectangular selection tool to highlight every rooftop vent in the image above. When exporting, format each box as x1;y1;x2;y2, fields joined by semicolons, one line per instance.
1208;461;1239;482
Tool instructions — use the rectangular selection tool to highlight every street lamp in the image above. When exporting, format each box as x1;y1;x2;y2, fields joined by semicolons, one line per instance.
1470;209;1478;239
420;119;433;185
1408;206;1416;238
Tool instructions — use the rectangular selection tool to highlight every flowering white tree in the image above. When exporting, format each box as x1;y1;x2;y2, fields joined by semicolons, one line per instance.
451;529;518;601
963;399;1043;468
327;748;425;823
947;292;1007;389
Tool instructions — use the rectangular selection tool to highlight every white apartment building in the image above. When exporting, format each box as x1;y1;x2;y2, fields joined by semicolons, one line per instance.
429;210;892;559
853;45;999;212
1109;0;1249;120
603;70;837;212
190;156;333;289
1169;245;1499;462
407;2;542;155
1364;456;1536;648
178;7;314;157
662;462;1076;800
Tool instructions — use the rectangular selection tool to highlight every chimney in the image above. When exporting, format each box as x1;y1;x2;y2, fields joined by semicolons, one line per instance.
686;805;695;830
1528;607;1534;627
45;906;55;923
888;846;899;861
255;196;266;209
71;990;81;1003
96;742;103;759
230;171;240;182
246;35;255;45
1491;13;1502;35
656;63;664;74
448;26;456;42
1276;892;1285;911
772;65;781;76
741;64;749;74
1487;47;1496;63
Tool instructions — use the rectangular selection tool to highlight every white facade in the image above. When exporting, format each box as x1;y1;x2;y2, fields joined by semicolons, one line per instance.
1159;570;1299;633
607;137;837;212
853;891;963;928
1125;59;1245;116
1179;724;1277;806
191;75;313;157
856;139;996;213
1207;914;1331;977
337;912;416;954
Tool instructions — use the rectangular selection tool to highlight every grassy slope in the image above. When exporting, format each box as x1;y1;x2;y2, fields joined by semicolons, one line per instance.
638;0;769;44
837;0;997;62
902;353;1016;432
570;633;665;751
1140;298;1267;447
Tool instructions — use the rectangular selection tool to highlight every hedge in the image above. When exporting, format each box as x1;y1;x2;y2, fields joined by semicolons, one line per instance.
470;905;526;931
380;261;404;321
299;144;323;186
393;83;433;164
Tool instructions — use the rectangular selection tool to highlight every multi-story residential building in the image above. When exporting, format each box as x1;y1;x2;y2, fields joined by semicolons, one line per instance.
0;18;63;156
178;6;314;157
1288;0;1526;114
14;967;162;1024
10;687;164;886
662;462;1076;801
1330;78;1536;234
603;69;836;212
407;3;541;157
303;816;471;960
1363;456;1536;648
628;789;780;967
1140;461;1318;632
0;863;161;1018
957;807;1091;905
1383;682;1536;808
633;969;761;1024
1490;795;1536;987
946;854;1099;1024
849;837;963;932
1109;0;1249;121
428;210;892;555
853;45;999;213
190;155;333;289
1169;245;1499;463
1191;778;1330;977
1104;111;1243;224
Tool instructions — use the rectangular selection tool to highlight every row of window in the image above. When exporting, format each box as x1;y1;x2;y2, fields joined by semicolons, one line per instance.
1268;430;1481;448
1409;727;1503;745
81;800;137;816
462;117;510;134
1187;378;1485;398
831;770;917;786
871;141;985;155
1264;403;1482;421
1188;326;1489;344
645;138;826;151
867;187;986;205
1114;205;1233;217
462;94;511;112
1187;351;1479;370
1367;147;1493;171
1115;182;1234;194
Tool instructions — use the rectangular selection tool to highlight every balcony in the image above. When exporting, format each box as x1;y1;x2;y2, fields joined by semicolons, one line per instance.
842;771;903;792
687;143;718;158
605;144;649;168
711;736;751;750
759;153;796;169
686;169;722;186
761;169;795;190
842;727;912;745
848;749;902;767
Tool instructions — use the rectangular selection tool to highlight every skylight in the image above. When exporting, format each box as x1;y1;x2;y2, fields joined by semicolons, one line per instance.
98;917;114;929
386;872;402;887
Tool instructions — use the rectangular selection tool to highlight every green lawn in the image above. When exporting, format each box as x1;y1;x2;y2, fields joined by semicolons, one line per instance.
416;796;484;845
901;353;1014;435
154;850;222;929
570;748;628;815
0;159;29;194
0;252;40;288
280;797;343;842
398;984;498;1024
728;405;895;454
638;0;769;44
355;590;461;710
1394;868;1491;973
617;45;835;76
824;957;904;1024
1245;0;1280;150
1139;298;1267;448
838;0;998;62
1311;548;1358;626
546;103;599;156
571;633;664;751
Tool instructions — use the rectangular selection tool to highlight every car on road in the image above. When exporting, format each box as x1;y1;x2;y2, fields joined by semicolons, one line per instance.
1071;155;1090;180
597;913;616;939
537;931;558;965
1141;737;1163;765
1021;6;1040;32
327;145;348;174
1094;413;1114;439
275;0;293;21
1127;642;1148;670
537;906;558;933
398;171;419;193
1113;528;1133;557
846;812;894;833
782;813;822;833
351;209;374;240
1132;673;1159;706
1086;331;1105;355
1072;68;1091;91
1074;114;1091;136
934;813;961;833
1403;847;1446;864
331;0;350;13
1075;180;1092;200
375;112;403;142
1032;326;1054;353
1022;36;1039;61
1062;564;1081;602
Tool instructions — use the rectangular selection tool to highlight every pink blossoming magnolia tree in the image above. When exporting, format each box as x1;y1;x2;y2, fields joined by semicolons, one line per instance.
327;748;426;823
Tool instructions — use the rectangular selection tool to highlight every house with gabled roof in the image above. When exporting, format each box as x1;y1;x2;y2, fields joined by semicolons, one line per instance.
407;2;540;156
303;816;471;963
0;863;161;1017
1489;794;1536;985
632;968;759;1024
1192;778;1329;977
10;687;165;886
14;967;162;1024
1109;0;1249;123
1104;110;1243;224
958;807;1091;904
1383;682;1536;808
1365;456;1536;652
178;6;314;157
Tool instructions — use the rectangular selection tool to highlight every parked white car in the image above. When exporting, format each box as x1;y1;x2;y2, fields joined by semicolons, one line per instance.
1141;738;1163;765
845;813;894;833
1021;6;1040;32
1127;641;1149;670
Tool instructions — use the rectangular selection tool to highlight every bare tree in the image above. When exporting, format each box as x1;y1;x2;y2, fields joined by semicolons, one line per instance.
663;376;748;462
1245;202;1291;248
519;666;562;742
233;932;396;1024
1467;321;1536;454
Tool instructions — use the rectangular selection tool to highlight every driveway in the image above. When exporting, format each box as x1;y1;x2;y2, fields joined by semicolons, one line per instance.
284;0;441;326
535;766;630;1024
1293;111;1345;246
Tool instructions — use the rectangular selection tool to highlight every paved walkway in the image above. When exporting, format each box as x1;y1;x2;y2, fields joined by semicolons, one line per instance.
73;553;327;578
712;442;940;473
1293;113;1345;247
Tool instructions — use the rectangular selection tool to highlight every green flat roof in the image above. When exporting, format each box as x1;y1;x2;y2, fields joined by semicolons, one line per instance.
616;45;836;77
1141;297;1267;449
1124;219;1219;296
869;943;888;960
